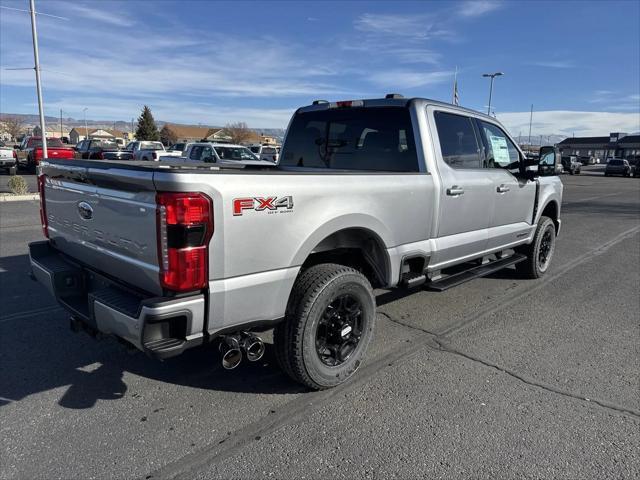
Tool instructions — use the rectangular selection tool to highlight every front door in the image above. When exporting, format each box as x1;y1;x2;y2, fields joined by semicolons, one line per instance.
477;120;536;250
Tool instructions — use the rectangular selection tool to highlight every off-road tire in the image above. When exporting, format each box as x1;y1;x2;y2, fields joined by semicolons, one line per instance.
516;216;556;279
274;263;375;390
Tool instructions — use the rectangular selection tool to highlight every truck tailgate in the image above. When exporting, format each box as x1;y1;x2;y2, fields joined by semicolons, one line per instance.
42;162;162;295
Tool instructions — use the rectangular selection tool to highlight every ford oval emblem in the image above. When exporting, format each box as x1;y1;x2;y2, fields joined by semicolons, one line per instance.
77;201;93;220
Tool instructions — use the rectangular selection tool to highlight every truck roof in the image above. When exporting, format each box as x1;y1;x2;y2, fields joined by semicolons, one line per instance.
297;96;497;122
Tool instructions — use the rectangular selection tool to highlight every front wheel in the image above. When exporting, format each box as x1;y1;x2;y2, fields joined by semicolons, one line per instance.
516;216;556;279
274;263;376;390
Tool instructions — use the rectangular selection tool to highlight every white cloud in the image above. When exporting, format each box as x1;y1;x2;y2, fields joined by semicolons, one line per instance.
458;1;502;17
353;13;453;40
497;110;640;137
368;70;452;89
65;4;136;27
526;60;574;69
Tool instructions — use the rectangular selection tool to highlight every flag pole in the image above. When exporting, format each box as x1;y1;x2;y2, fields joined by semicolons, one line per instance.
452;66;458;104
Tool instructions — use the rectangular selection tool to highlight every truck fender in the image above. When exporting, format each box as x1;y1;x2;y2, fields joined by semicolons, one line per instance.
291;214;393;283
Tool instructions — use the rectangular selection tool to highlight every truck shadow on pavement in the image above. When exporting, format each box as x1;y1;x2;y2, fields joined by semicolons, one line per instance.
0;254;304;410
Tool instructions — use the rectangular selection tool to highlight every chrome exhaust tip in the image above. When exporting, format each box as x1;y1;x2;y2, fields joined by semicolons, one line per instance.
241;333;265;362
219;335;243;370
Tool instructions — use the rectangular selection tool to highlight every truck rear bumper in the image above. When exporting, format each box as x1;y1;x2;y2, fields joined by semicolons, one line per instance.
29;240;206;359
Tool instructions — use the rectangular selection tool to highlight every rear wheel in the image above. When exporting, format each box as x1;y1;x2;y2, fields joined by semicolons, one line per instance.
516;216;556;279
274;263;376;390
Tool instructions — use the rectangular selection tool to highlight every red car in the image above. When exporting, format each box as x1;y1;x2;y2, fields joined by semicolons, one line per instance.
18;137;74;173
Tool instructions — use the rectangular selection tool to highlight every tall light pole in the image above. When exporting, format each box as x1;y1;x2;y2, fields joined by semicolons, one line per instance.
83;107;88;140
528;104;533;147
482;72;504;116
29;0;47;159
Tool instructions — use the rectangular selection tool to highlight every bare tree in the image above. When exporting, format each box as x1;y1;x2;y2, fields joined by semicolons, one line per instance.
0;115;25;141
160;124;177;146
223;122;253;145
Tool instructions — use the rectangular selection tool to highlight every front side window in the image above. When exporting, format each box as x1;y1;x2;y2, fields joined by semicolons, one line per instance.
480;121;520;169
189;146;203;160
281;107;419;172
433;111;481;169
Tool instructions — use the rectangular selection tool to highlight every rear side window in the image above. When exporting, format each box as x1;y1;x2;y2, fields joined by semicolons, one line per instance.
280;107;419;172
434;111;481;169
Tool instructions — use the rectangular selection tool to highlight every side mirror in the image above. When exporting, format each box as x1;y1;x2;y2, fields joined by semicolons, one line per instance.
538;146;558;176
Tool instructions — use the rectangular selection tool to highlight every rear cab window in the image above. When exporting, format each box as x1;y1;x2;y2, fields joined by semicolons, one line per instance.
280;106;419;172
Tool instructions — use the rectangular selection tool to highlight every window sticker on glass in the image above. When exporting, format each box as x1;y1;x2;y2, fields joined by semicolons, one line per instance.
489;135;510;166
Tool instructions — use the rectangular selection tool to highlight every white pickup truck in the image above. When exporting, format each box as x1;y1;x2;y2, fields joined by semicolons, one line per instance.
29;95;562;390
163;142;276;167
125;141;182;161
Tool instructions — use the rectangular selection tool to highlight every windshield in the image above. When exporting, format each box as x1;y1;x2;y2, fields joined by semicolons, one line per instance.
249;146;261;153
280;107;418;171
213;146;258;161
171;143;186;151
262;147;277;154
609;159;623;165
140;142;164;150
29;138;64;148
95;140;118;149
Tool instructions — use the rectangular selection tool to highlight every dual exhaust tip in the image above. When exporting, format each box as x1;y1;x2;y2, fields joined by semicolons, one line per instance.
219;332;265;370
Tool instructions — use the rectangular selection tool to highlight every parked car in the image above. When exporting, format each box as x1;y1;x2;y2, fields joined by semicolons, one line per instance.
171;142;276;167
0;141;17;173
560;156;581;175
30;95;563;390
17;136;74;172
125;141;180;161
74;139;133;161
604;158;631;177
249;144;280;163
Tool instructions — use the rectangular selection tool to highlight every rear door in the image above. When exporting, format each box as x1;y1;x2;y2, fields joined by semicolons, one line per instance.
428;108;493;268
476;120;536;250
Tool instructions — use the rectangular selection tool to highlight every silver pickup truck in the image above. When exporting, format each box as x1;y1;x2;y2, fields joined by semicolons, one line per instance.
29;95;562;390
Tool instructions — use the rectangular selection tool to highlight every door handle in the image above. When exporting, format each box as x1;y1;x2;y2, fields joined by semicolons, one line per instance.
446;186;465;196
496;184;510;193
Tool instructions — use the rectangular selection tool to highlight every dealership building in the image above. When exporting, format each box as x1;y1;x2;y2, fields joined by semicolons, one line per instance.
558;132;640;162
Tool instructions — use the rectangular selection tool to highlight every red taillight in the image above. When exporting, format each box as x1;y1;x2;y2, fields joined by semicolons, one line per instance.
98;151;104;159
156;192;213;292
13;150;17;159
37;174;49;238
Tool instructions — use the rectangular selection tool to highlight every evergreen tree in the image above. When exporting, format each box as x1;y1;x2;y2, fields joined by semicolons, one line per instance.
135;106;159;141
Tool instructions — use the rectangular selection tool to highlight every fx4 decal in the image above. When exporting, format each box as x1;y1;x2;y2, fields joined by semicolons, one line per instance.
233;196;294;216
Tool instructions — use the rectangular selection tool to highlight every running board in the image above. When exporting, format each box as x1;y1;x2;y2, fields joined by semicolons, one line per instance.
426;254;526;292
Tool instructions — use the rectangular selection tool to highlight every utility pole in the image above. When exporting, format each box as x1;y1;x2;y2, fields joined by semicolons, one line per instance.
83;107;88;140
60;108;63;139
29;0;47;159
482;72;504;115
527;104;533;147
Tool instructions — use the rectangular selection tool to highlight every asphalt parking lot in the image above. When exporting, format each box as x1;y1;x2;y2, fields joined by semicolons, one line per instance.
1;172;639;479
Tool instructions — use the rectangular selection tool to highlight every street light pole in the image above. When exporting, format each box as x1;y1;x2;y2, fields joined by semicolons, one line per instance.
482;72;504;116
29;0;47;159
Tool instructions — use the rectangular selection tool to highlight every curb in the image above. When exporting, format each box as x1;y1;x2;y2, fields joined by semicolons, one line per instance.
0;193;40;202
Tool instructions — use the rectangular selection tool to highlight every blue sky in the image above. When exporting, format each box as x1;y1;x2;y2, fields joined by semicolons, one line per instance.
1;0;639;136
